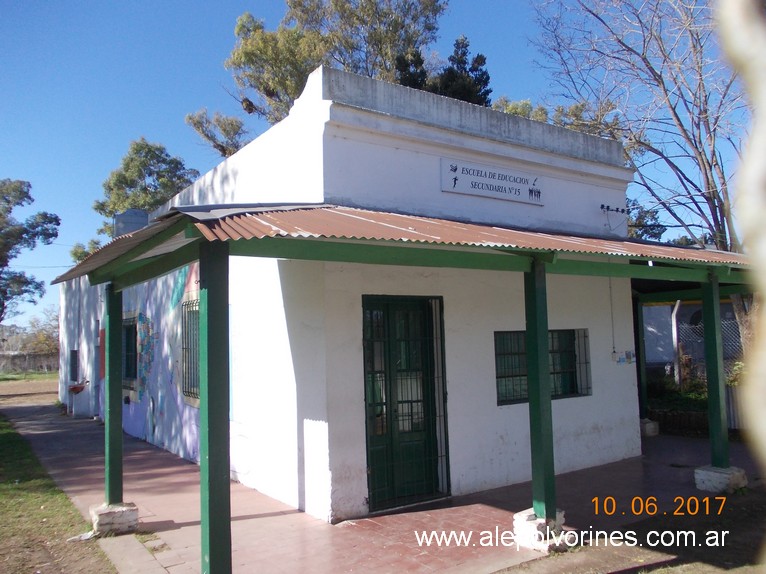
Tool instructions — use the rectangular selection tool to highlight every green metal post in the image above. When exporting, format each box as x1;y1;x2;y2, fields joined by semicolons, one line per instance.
198;241;232;574
104;284;123;505
633;299;648;419
702;273;729;468
524;257;557;520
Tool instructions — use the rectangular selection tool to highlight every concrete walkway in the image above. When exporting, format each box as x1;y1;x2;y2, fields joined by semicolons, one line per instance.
3;401;762;573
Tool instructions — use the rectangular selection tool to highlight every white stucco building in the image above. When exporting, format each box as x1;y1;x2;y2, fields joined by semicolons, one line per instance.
57;66;749;534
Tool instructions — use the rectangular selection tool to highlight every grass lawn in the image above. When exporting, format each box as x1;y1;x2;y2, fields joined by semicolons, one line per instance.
0;413;115;573
0;371;58;383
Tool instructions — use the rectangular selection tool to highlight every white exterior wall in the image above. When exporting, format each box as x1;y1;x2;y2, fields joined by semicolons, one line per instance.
322;110;631;237
155;67;633;239
229;257;332;521
59;276;103;417
160;98;330;212
322;261;641;520
61;66;642;524
59;267;203;462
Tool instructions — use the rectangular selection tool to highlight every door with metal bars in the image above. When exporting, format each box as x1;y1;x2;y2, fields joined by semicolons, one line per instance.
363;296;449;511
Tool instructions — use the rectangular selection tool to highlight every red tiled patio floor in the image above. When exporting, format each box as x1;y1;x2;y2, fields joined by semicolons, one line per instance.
4;403;761;573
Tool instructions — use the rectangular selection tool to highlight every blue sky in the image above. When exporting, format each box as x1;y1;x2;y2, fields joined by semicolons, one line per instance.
1;1;550;327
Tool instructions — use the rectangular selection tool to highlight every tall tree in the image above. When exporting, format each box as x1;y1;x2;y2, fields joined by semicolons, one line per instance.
492;97;549;122
394;47;429;89
24;305;59;355
226;14;327;125
626;198;667;241
70;239;103;264
190;0;448;156
284;0;447;82
532;0;752;343
0;180;60;324
93;138;199;235
71;139;198;262
425;35;491;105
533;0;746;253
496;98;668;240
185;109;250;158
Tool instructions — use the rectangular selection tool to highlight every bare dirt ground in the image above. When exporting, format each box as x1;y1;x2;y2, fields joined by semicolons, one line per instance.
0;376;59;407
502;488;766;573
0;376;116;574
501;458;766;573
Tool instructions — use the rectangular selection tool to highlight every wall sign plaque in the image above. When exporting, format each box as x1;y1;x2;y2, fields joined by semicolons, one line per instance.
441;158;544;206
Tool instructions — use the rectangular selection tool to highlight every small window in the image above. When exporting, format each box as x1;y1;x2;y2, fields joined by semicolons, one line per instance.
69;349;79;382
122;318;138;390
495;329;591;405
181;299;200;399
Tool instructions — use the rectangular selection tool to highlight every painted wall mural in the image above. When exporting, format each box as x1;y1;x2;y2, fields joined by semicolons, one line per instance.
137;311;157;400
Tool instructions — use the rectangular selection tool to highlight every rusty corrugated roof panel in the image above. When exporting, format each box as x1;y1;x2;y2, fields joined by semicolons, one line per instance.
52;215;185;284
54;204;750;286
190;205;749;267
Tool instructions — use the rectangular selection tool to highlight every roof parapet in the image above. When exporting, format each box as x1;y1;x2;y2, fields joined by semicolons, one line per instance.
299;66;627;168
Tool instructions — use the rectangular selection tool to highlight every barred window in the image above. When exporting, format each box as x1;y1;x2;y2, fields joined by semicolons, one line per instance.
182;299;200;399
495;329;591;405
122;318;138;390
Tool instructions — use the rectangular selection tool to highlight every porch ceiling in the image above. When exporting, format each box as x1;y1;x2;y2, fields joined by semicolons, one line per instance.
52;203;752;292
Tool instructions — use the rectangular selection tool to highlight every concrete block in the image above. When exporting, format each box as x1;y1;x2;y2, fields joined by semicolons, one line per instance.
640;418;659;437
694;465;748;493
512;507;566;553
90;502;139;535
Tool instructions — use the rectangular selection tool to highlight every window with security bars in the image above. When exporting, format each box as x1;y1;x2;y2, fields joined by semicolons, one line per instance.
495;329;591;405
122;318;138;390
181;300;200;399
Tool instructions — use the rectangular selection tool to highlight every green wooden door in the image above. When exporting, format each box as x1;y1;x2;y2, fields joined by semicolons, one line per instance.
363;297;438;511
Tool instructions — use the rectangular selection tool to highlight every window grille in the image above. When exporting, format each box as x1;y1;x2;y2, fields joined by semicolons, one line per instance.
182;299;200;399
495;329;591;405
362;296;450;511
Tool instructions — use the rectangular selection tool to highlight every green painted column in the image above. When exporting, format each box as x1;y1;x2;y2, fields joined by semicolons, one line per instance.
702;273;729;468
524;257;556;520
104;284;123;505
633;299;648;419
198;241;232;574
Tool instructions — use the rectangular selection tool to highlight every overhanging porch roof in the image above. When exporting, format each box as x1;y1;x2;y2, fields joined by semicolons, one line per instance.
53;204;752;292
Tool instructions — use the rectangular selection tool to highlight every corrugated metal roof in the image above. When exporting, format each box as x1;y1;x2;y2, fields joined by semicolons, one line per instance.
52;216;184;284
53;204;749;286
188;205;749;267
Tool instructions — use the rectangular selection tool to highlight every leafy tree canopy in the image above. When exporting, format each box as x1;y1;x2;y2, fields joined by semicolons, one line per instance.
93;138;199;237
24;305;59;355
626;198;667;241
491;97;549;122
394;35;492;106
71;139;198;262
284;0;446;81
0;179;60;324
189;0;448;155
226;14;327;125
70;239;102;264
185;109;250;158
424;35;491;105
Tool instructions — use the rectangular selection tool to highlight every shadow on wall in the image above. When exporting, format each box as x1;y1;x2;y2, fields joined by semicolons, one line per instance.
60;277;101;411
131;267;201;464
279;259;331;518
